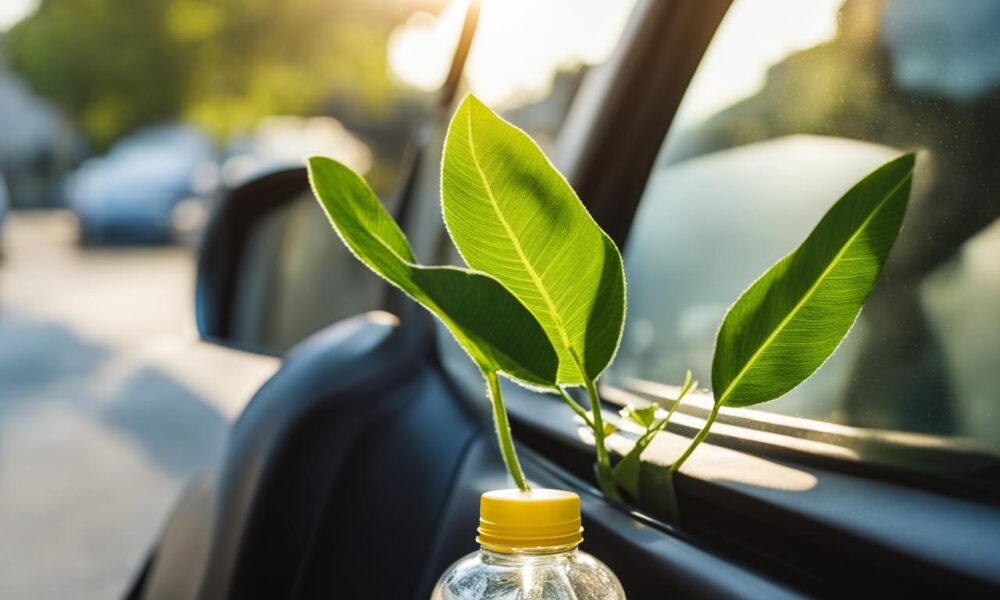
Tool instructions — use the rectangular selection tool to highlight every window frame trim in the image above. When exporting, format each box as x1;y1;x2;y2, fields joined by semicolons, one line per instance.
603;381;1000;502
555;0;734;248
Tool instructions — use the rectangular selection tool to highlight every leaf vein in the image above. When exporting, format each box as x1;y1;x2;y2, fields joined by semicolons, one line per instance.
465;107;576;362
717;169;912;404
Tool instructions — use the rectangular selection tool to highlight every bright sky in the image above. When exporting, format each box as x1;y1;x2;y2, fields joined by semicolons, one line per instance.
0;0;37;31
388;0;636;108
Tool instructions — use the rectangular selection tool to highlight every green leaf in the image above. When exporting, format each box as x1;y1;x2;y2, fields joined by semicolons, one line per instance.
614;372;696;498
441;94;626;385
308;156;558;387
621;405;658;429
658;370;695;413
712;153;915;407
613;442;643;500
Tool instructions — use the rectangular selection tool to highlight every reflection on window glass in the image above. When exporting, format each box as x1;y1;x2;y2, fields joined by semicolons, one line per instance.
233;192;382;355
612;0;1000;452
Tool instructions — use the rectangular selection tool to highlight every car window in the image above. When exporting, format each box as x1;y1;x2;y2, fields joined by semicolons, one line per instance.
609;0;1000;455
230;190;381;354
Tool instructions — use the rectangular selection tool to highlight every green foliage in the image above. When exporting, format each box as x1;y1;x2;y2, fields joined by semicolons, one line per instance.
308;91;915;510
6;0;187;147
308;156;557;387
622;405;658;429
614;371;694;499
308;95;626;497
666;153;916;483
6;0;408;148
712;153;915;407
441;95;626;385
178;0;402;140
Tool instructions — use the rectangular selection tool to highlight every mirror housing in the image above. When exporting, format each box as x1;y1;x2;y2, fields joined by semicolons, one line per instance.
195;167;309;352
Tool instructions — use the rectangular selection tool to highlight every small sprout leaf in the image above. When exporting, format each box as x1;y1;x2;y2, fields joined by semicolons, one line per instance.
628;405;658;429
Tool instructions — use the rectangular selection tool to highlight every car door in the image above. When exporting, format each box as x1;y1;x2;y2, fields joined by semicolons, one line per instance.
132;1;1000;598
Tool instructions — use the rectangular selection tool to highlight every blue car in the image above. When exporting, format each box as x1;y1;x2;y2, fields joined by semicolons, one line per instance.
0;173;8;257
65;124;216;245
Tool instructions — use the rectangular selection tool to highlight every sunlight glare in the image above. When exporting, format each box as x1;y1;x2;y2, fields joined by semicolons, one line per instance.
388;0;636;108
0;0;37;30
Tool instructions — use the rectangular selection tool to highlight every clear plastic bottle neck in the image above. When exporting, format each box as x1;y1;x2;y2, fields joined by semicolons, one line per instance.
478;547;579;566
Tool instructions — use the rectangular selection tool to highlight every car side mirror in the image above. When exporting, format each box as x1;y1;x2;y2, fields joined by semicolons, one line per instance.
195;0;482;356
195;167;382;355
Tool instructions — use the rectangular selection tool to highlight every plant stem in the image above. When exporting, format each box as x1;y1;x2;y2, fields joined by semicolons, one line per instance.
582;376;611;470
641;374;694;444
566;350;610;466
566;348;620;500
670;400;722;473
584;376;621;501
556;386;593;428
486;370;529;491
663;384;689;423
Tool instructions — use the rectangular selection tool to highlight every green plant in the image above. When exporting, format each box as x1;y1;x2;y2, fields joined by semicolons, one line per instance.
308;155;558;490
310;94;628;499
309;93;915;511
670;152;915;474
441;96;627;498
612;152;915;515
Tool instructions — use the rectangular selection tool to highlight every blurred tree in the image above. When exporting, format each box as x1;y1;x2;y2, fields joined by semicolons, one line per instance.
175;0;411;140
6;0;422;149
6;0;186;149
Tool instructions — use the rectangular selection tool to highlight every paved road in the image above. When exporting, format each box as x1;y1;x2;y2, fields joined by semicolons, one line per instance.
0;212;277;598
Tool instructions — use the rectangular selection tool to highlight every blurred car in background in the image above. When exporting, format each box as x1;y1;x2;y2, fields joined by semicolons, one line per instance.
0;172;8;256
64;124;217;245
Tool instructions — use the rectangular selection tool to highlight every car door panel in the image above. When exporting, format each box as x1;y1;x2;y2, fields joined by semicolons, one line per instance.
134;302;800;599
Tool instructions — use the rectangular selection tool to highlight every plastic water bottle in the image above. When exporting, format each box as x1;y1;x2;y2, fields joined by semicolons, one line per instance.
432;489;626;599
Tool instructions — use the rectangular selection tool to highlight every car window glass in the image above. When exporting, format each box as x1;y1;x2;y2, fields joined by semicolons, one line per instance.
231;190;382;355
610;0;1000;454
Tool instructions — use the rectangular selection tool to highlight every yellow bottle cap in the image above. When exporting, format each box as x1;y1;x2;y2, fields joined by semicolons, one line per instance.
476;489;583;554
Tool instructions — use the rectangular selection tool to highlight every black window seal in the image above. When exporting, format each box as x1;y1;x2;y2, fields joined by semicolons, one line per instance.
603;381;1000;503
